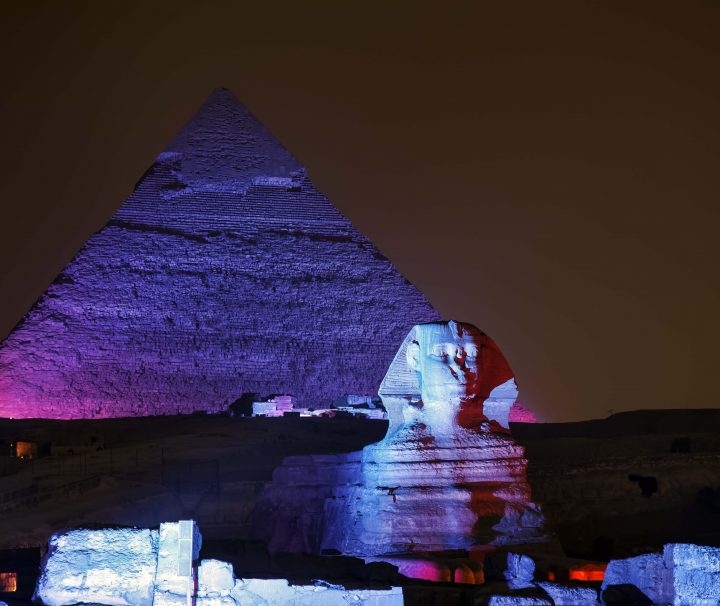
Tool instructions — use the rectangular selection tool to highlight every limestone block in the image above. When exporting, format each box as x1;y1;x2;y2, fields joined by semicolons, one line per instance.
486;596;552;606
483;551;536;590
231;578;403;605
537;582;599;605
601;552;668;605
196;596;237;606
153;593;188;606
33;527;157;606
484;552;535;589
504;553;536;589
153;521;202;604
664;543;720;606
198;559;235;596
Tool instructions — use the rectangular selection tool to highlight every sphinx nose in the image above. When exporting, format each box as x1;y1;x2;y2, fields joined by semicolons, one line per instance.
449;355;466;377
448;362;468;384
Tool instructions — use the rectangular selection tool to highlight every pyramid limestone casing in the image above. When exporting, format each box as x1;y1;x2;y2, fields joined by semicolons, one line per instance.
0;89;440;418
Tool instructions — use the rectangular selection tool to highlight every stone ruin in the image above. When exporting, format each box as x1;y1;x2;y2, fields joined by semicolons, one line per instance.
33;521;403;606
0;88;440;419
33;519;720;605
601;544;720;606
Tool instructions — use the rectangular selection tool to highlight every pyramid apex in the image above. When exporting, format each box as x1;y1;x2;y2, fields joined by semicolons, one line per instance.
160;87;302;192
207;86;238;99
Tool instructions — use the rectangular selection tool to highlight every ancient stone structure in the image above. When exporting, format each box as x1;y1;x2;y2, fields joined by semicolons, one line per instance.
324;320;546;556
255;321;545;562
602;543;720;606
0;88;440;419
376;319;518;432
34;527;158;606
34;522;403;606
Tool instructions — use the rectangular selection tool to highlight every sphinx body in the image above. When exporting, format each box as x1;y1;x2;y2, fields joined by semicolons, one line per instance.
254;321;545;558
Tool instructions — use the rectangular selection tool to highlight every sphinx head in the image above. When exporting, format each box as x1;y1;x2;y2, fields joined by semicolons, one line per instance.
379;320;517;432
406;320;483;405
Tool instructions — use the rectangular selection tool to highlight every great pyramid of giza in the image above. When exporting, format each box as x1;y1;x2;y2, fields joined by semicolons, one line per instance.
0;89;440;418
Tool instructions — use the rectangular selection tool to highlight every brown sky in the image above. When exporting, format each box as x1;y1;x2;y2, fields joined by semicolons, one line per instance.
1;1;718;422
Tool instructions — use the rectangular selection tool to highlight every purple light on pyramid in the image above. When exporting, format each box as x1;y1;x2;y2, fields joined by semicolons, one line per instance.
0;89;440;419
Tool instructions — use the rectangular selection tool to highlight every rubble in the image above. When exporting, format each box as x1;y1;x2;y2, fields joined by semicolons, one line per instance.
33;521;403;606
602;553;667;604
536;582;599;605
601;543;720;606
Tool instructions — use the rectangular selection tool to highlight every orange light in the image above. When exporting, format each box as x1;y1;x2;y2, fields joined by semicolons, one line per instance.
0;571;17;592
547;570;556;581
15;441;37;459
569;563;606;582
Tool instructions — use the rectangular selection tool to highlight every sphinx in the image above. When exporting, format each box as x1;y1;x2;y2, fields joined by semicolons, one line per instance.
377;319;518;441
253;320;545;560
321;320;545;556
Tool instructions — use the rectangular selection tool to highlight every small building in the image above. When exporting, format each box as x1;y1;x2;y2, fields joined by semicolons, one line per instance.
251;395;296;417
7;440;50;459
15;441;38;459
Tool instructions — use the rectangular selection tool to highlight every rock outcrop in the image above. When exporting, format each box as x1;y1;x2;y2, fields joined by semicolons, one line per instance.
0;88;439;419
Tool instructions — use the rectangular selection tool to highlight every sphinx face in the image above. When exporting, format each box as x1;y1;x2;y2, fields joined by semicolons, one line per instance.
407;321;482;404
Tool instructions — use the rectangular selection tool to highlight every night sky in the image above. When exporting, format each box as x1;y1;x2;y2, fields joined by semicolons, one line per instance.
1;1;718;422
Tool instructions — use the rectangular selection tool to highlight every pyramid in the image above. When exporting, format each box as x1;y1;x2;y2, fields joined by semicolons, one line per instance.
0;89;440;418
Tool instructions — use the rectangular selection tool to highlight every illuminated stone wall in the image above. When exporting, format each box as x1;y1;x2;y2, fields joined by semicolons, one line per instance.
34;523;403;606
0;89;440;418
